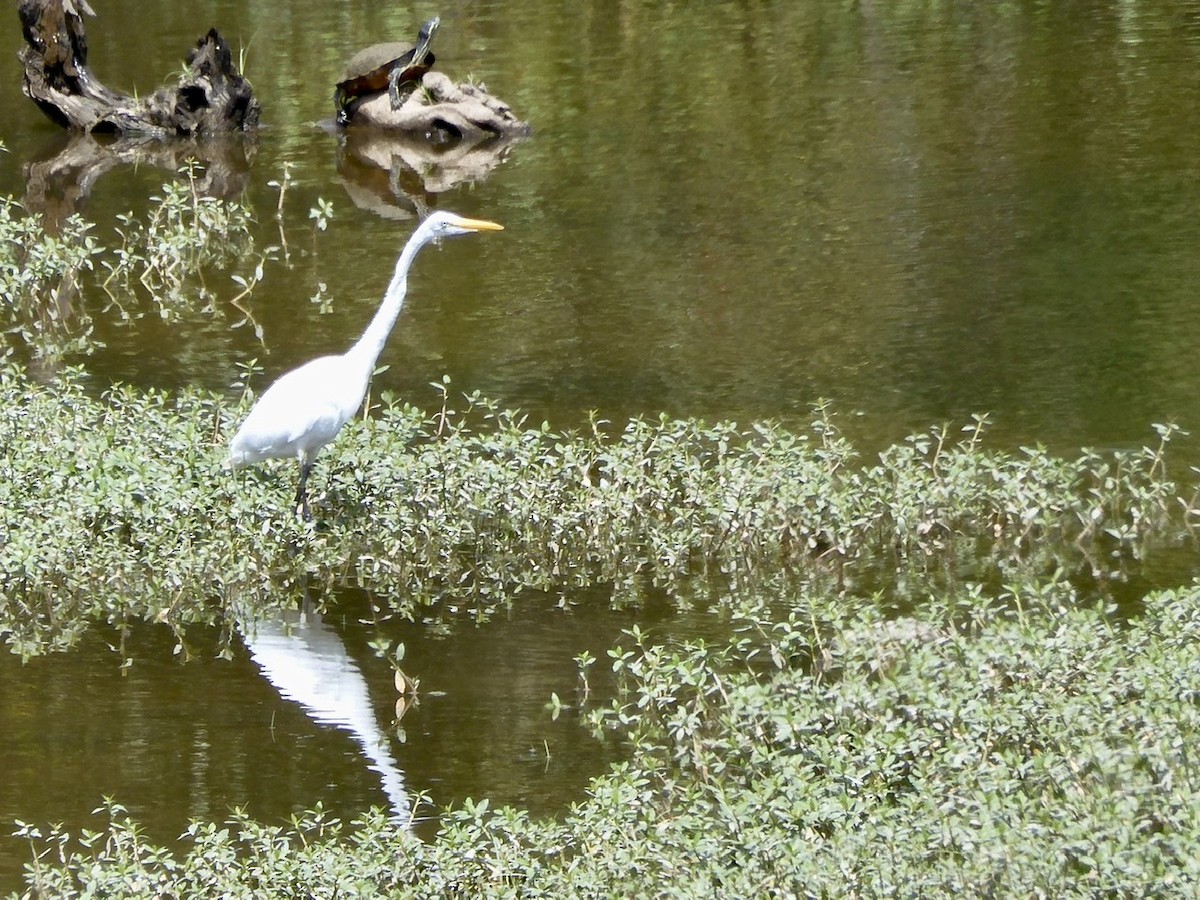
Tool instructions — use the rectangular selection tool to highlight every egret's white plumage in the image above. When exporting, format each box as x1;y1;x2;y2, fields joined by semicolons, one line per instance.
228;210;503;515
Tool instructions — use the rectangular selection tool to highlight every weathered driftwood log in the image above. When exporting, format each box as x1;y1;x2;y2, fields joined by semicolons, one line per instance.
341;71;530;142
18;0;259;137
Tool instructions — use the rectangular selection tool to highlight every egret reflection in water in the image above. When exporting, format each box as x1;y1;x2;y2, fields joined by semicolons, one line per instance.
242;603;410;820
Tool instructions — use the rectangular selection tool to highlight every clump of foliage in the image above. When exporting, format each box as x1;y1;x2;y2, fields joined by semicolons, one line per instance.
0;201;101;359
0;172;256;362
100;174;256;318
0;362;1182;657
14;578;1200;897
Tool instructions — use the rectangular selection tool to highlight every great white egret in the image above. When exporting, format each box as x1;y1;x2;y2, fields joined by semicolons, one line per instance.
227;210;503;516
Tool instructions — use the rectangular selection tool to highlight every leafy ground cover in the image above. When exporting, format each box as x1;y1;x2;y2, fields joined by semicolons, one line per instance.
0;361;1180;656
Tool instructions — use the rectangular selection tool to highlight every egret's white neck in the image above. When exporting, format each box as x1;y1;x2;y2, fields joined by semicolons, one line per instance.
345;228;431;374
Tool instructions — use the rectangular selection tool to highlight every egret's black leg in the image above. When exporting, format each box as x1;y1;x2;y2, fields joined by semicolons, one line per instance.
295;459;314;520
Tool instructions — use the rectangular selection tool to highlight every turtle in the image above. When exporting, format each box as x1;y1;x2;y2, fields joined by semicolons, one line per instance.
334;15;440;127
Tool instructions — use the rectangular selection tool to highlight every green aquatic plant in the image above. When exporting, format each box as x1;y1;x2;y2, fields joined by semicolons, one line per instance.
0;362;1183;657
100;171;256;319
0;168;257;361
0;200;102;361
308;197;335;233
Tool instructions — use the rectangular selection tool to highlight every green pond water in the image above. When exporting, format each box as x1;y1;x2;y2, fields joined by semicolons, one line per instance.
3;0;1200;890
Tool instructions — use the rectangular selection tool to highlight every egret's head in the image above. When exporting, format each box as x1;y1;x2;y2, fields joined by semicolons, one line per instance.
420;210;504;241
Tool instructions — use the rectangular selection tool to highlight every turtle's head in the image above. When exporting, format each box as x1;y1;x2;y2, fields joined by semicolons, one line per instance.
419;16;440;45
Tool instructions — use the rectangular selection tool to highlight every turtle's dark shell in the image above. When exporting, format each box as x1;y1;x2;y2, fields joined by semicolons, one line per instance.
336;16;439;103
336;42;436;97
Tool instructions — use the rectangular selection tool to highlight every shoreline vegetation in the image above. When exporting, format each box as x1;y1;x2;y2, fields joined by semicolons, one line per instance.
3;358;1199;895
0;359;1183;654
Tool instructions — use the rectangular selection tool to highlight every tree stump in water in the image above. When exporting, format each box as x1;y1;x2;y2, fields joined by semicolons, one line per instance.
18;0;259;136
